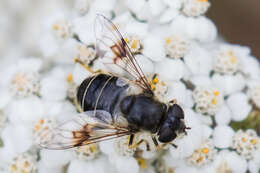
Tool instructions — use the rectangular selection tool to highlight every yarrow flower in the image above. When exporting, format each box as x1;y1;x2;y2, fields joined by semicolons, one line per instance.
1;1;260;173
6;153;37;173
9;72;40;98
74;144;100;160
32;117;56;145
232;129;259;160
183;0;211;17
164;34;190;59
52;18;72;39
187;139;217;167
193;86;224;115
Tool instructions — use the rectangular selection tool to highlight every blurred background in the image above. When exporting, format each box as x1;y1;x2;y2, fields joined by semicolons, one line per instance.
208;0;260;60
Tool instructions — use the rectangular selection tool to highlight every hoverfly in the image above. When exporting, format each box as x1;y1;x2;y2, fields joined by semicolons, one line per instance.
40;14;189;150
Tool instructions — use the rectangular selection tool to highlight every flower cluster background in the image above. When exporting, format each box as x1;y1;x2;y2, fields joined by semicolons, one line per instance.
0;0;260;173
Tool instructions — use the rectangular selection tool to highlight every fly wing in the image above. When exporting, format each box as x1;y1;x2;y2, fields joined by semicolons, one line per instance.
39;110;134;150
95;14;153;94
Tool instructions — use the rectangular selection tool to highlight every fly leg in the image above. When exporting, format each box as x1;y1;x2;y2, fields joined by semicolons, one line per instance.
129;138;151;151
151;136;178;150
74;58;95;74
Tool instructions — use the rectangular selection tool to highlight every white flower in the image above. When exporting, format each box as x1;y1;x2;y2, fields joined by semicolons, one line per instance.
0;58;42;104
232;129;260;160
74;0;91;15
164;34;190;59
186;139;217;167
6;152;37;173
183;0;211;17
214;46;240;74
75;44;96;66
32;117;56;146
124;35;143;54
52;18;72;39
74;144;100;161
226;92;252;121
9;72;40;98
192;86;224;115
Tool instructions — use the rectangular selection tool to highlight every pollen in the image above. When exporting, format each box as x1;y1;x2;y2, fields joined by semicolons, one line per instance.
242;137;247;142
151;84;156;91
137;158;147;169
213;90;219;96
165;37;171;45
152;77;159;84
211;98;217;105
52;24;59;30
131;40;138;49
11;164;17;171
250;139;258;145
196;157;203;163
67;74;73;83
202;148;209;154
34;125;40;131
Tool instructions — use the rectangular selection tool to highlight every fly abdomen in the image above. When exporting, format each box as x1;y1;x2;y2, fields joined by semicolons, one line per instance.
77;74;129;115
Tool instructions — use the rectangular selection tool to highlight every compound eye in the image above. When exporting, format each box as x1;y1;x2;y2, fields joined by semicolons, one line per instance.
168;104;184;119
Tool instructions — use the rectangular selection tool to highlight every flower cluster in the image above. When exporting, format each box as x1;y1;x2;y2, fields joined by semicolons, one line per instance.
1;0;260;173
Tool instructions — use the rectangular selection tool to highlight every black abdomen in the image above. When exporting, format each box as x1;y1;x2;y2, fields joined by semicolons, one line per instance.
77;74;128;115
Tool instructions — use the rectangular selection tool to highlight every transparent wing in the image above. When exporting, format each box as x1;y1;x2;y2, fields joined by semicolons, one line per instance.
95;14;153;94
39;110;134;150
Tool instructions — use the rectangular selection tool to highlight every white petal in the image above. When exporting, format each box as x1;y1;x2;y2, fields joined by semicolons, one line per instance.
40;149;73;167
240;56;260;79
155;59;185;81
212;73;246;95
213;125;234;148
113;156;139;173
225;152;247;173
226;92;252;121
149;0;166;16
190;75;212;87
8;96;44;124
215;105;232;125
0;87;12;109
2;124;33;154
248;160;260;173
135;54;154;76
184;43;213;76
143;35;166;62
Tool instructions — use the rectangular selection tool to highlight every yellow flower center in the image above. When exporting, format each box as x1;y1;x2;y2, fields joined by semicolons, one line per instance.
131;40;138;49
202;148;209;154
211;98;217;105
213;90;219;96
165;37;171;45
52;24;59;30
250;139;258;145
196;156;203;163
242;137;247;142
67;74;73;83
11;164;17;171
152;77;159;84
